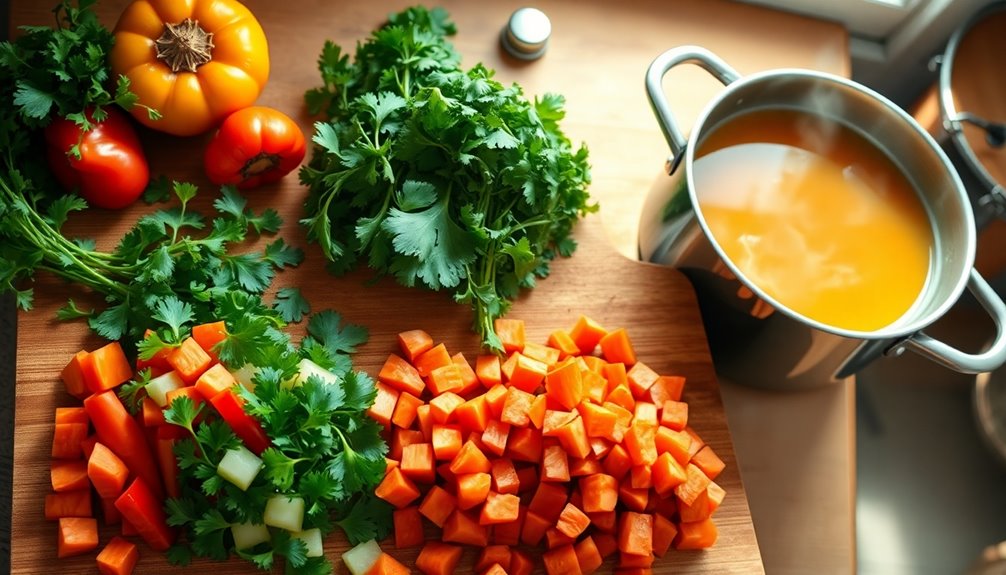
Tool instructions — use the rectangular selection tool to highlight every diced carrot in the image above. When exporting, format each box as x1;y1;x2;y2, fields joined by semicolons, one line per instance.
539;442;569;483
80;435;99;459
442;509;489;546
367;381;400;428
599;327;637;366
389;428;424;461
580;473;618;512
575;536;604;575
507;353;549;393
679;485;712;522
650;493;678;519
501;387;535;427
61;350;91;400
56;407;89;425
449;440;491;474
652;513;678;557
692;445;726;479
570;457;603;477
401;443;436;484
545;360;583;410
452;353;481;396
52;460;89;492
521;509;551;546
364;552;410;575
88;442;130;499
480;491;520;525
81;342;133;394
603;443;633;480
569;315;607;354
484;384;509;418
555;416;591;459
114;477;175;551
675;517;719;549
604;401;633;443
685;426;705;459
505;426;542;463
418;485;457;527
543;543;583;575
655;426;692;466
429;392;465;424
416;404;434;440
193;363;235;402
543;409;577;436
52;422;89;460
375;466;421;509
57;516;99;558
165;386;205;415
618;552;654;568
556;503;591;538
588;510;617;533
495;318;526;354
415;541;463;575
415;343;453;378
141;396;165;427
528;481;568;522
594;532;619;558
501;352;519;383
508;549;533;575
630;465;653;490
379;354;426;397
649;375;685;404
618;511;653;556
605;385;635;412
618;484;649;512
660;400;688;431
624;421;658;467
581;370;608;404
391;392;423;429
651;452;688;497
603;362;628;392
580;355;607;373
626;361;660;399
523;342;561;368
515;464;538;492
393;506;424;548
493;505;526;546
165;337;213;384
428;363;466;396
578;402;618;440
547;329;580;359
528;394;548;429
101;496;121;526
191;320;227;359
398;329;434;363
475;354;503;388
456;472;491;510
45;490;92;520
590;437;613;459
475;545;513;573
482;419;511;457
96;536;138;575
431;425;463;461
546;527;576;548
675;463;713;507
454;394;491;433
708;480;726;513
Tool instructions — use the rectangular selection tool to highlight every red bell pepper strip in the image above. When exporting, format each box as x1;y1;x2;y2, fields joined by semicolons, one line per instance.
84;390;165;500
114;477;175;552
210;389;271;455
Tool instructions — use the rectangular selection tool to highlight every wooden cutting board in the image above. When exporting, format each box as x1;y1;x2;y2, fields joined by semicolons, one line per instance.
8;0;766;572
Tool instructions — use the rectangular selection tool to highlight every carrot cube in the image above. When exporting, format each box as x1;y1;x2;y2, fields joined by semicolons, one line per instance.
442;509;489;547
569;315;607;354
44;490;92;521
501;387;535;427
415;343;453;378
479;491;520;525
428;363;466;396
57;516;99;558
547;329;580;359
507;353;548;393
618;511;653;556
429;392;465;424
367;382;400;428
544;360;583;410
494;318;526;354
61;350;91;400
400;443;436;484
393;506;424;548
475;354;502;388
418;485;457;528
378;354;426;397
81;342;133;394
542;543;582;575
556;503;591;538
599;327;636;366
374;467;421;509
96;535;138;575
165;337;213;384
397;329;434;363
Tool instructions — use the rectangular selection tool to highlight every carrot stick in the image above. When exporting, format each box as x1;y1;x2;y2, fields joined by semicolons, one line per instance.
83;390;164;499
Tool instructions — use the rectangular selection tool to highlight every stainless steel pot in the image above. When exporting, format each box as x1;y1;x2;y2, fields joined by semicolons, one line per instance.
639;46;1006;389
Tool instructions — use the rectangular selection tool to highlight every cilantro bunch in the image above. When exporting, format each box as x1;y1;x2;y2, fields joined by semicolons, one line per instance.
162;311;390;575
301;6;595;350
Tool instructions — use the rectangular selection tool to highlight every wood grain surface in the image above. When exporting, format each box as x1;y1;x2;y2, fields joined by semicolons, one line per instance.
6;0;852;572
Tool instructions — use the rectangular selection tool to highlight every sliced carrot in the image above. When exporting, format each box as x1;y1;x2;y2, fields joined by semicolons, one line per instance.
501;386;535;427
431;425;463;461
494;317;526;354
523;341;561;368
618;511;653;556
528;393;548;429
618;484;649;512
191;320;227;359
475;354;502;388
651;452;688;497
708;480;726;513
581;369;608;404
88;442;130;499
479;491;520;525
57;516;99;558
456;472;491;510
580;473;618;513
515;464;538;492
448;395;488;434
415;541;463;575
442;509;489;546
391;392;423;429
602;443;633;480
678;485;712;522
675;463;713;506
541;442;570;483
655;426;692;466
692;445;726;479
452;353;481;396
652;512;678;557
364;552;410;575
368;381;400;428
648;374;685;404
484;384;509;418
605;384;635;412
556;502;591;538
165;386;205;416
603;401;633;443
165;337;213;384
660;399;688;431
554;416;591;459
193;363;235;401
61;350;91;400
578;402;617;440
543;543;582;575
429;391;465;424
547;329;580;359
418;485;457;528
474;545;513;572
528;481;568;523
568;315;607;354
507;353;548;393
52;422;89;460
623;421;658;466
400;443;436;484
390;428;424;461
500;352;519;383
449;440;491;474
599;327;637;366
482;419;511;457
520;509;551;546
543;409;577;436
45;490;92;520
545;360;583;410
397;329;434;363
626;361;660;399
416;404;434;440
374;466;421;509
96;536;138;575
81;342;133;394
589;437;613;459
379;354;426;397
393;506;424;548
675;517;719;549
630;464;653;490
52;460;89;492
101;496;121;526
415;343;453;378
575;536;604;575
505;426;542;463
428;363;466;396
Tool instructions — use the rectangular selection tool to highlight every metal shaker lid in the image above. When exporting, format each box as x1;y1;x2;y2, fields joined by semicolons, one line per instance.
501;7;551;60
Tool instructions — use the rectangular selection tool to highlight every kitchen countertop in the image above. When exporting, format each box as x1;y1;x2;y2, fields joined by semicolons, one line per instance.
3;1;854;573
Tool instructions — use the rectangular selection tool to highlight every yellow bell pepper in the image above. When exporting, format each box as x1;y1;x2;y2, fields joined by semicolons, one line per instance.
110;0;269;137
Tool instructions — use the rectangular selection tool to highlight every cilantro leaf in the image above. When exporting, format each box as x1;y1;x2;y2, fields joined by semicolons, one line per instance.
274;287;311;323
305;310;368;356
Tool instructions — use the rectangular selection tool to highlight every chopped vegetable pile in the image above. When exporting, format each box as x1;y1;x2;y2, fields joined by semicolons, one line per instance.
300;6;595;351
48;311;392;575
353;315;724;574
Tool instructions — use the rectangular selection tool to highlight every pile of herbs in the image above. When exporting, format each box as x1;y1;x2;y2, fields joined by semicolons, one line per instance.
301;6;595;351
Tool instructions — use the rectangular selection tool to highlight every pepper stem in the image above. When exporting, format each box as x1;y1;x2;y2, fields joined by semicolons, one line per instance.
155;18;214;73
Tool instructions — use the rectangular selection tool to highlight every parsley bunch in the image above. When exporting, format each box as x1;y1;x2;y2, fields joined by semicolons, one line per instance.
162;311;390;575
301;6;595;350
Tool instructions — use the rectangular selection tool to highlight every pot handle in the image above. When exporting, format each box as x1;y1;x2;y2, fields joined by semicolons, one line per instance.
645;46;742;161
900;268;1006;373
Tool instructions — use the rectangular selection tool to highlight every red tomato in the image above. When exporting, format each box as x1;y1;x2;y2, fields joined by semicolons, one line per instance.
203;106;307;190
44;106;149;210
